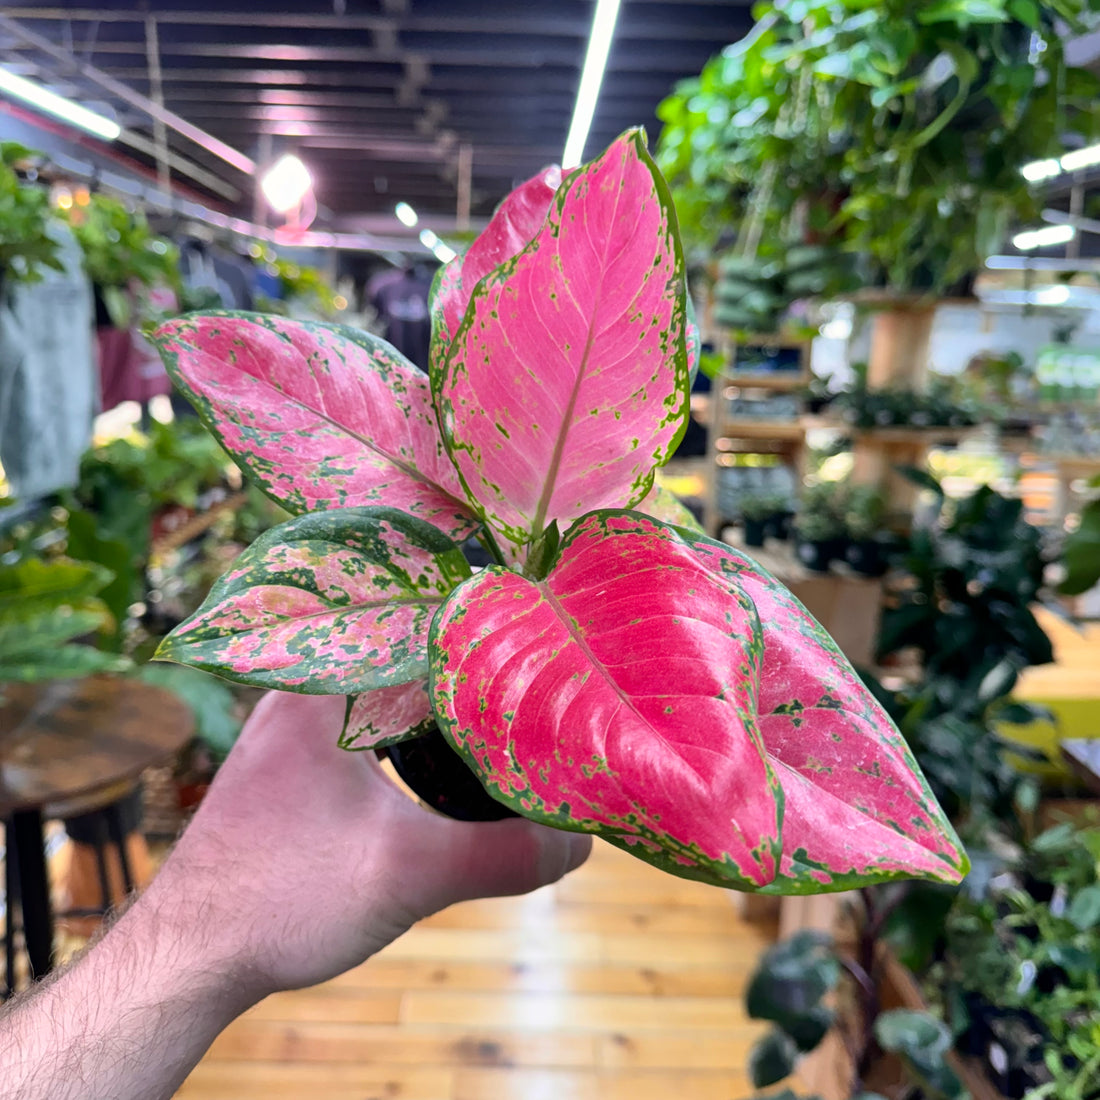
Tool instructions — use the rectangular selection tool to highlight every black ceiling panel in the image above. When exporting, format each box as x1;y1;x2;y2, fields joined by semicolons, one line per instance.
0;1;753;231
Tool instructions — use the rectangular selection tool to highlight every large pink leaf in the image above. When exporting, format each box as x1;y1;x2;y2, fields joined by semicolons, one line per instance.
157;507;468;693
153;312;477;541
430;164;563;377
430;511;782;889
435;129;690;555
341;680;433;751
432;510;967;892
694;543;969;893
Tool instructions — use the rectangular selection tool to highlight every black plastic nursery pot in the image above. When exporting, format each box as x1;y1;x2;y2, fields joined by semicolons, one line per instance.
742;517;768;548
845;538;887;578
796;538;835;574
766;511;793;542
384;724;517;822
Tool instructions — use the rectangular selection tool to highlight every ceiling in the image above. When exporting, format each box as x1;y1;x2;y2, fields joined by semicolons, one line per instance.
0;1;753;242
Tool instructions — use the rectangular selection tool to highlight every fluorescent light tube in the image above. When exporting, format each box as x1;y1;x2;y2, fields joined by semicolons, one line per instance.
562;0;622;168
1021;158;1061;183
1060;144;1100;173
419;228;439;249
1012;224;1076;251
395;201;418;227
0;65;120;141
433;242;457;263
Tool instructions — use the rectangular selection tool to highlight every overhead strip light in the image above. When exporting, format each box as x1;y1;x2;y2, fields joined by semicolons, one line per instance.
1059;144;1100;173
0;64;120;141
562;0;622;169
1012;224;1076;251
1022;142;1100;183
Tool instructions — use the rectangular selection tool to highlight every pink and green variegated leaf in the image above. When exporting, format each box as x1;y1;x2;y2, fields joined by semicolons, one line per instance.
152;312;477;541
636;483;705;534
156;506;469;693
429;164;563;379
676;532;969;893
685;292;701;384
430;511;782;889
435;128;690;555
340;680;433;751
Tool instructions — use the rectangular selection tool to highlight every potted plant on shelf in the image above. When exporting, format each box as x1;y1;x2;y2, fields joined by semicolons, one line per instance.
740;491;789;549
795;481;847;574
148;129;968;897
844;485;889;577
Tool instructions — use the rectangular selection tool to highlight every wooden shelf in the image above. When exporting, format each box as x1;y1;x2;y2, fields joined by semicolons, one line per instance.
724;373;808;393
718;418;805;442
801;417;976;444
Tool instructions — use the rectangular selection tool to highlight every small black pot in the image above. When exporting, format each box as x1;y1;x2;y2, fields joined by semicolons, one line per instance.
796;539;834;574
742;517;768;548
845;538;887;578
384;724;517;822
766;510;793;542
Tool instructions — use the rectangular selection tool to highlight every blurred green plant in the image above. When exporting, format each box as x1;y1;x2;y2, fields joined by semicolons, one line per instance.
0;143;64;286
930;824;1100;1099
0;558;129;683
63;193;180;327
657;0;1100;295
1059;475;1100;597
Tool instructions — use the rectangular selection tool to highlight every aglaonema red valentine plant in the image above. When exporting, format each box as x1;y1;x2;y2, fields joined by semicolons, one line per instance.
151;129;968;895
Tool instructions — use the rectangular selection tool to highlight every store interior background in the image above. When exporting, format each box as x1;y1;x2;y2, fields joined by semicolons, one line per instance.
3;2;1100;1099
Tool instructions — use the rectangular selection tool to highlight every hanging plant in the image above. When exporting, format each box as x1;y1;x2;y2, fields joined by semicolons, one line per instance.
64;192;180;328
148;129;967;895
0;143;64;287
657;0;1100;296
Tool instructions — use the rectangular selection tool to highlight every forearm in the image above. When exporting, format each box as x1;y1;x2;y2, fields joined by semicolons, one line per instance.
0;872;258;1100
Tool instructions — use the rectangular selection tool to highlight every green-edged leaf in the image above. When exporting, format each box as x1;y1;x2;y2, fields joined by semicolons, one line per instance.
430;511;781;889
436;128;689;556
152;312;478;541
340;680;434;751
157;506;469;693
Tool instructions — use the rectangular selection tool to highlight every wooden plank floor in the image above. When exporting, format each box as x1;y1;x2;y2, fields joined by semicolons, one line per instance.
175;838;773;1099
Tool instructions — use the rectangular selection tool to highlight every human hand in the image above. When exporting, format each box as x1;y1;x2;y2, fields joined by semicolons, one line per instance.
148;691;591;1001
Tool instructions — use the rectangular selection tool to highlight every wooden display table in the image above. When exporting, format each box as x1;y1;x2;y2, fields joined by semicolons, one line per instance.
1;676;193;984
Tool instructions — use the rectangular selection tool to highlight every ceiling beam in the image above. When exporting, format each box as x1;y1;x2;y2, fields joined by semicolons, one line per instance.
5;38;712;73
1;8;746;42
0;14;256;175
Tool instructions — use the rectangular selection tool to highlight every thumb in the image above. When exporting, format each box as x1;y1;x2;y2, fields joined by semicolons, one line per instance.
422;818;592;911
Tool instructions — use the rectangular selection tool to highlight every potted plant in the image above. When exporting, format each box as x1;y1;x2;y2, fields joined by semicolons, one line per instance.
740;491;788;549
844;485;889;577
147;130;968;897
795;482;847;574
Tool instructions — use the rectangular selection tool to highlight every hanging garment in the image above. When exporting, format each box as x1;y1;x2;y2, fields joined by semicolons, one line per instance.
0;223;96;499
368;265;433;371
